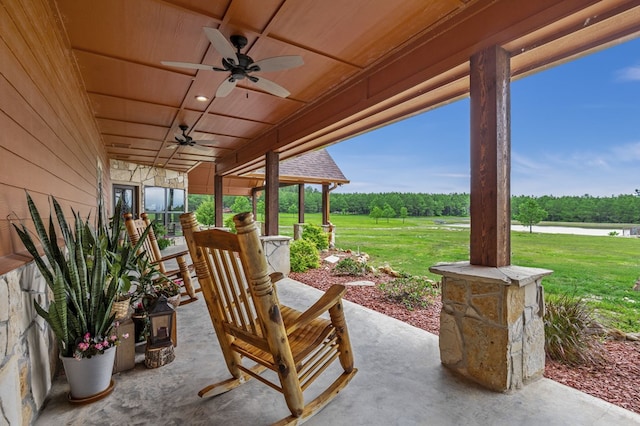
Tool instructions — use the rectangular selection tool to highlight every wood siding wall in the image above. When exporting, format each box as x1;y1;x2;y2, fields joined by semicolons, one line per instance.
0;0;109;273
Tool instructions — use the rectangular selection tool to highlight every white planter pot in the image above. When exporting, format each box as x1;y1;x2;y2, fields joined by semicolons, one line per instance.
61;346;116;400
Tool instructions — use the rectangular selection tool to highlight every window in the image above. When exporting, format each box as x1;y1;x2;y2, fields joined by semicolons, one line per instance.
113;184;139;218
143;187;185;235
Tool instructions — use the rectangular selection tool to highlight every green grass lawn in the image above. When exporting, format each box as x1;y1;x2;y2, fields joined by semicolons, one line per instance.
275;213;640;333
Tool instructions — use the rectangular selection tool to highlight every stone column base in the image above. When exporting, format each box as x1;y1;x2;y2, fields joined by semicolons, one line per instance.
260;235;292;276
430;262;552;392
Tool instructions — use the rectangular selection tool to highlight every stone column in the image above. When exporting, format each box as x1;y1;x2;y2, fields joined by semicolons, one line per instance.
293;223;305;240
321;223;335;248
430;262;551;392
260;235;292;275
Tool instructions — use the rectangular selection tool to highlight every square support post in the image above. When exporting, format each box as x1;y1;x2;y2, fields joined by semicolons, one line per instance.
298;183;305;224
214;173;223;228
322;184;330;225
470;45;511;267
265;151;279;236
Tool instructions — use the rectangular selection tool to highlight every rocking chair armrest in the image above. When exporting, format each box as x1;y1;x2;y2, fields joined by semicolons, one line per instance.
155;250;190;264
285;284;346;335
270;272;285;283
270;272;284;290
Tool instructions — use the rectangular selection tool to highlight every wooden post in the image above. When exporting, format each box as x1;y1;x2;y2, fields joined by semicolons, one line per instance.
265;151;279;236
322;184;330;225
298;184;305;224
214;173;223;228
469;45;511;267
251;188;258;219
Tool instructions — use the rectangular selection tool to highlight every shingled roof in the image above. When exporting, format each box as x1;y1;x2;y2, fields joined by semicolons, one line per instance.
256;149;349;185
276;149;349;184
188;149;348;195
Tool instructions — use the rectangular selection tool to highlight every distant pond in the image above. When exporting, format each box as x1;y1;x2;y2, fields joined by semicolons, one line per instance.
448;224;625;236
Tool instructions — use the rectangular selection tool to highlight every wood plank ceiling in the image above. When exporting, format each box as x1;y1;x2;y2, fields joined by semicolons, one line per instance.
53;0;640;181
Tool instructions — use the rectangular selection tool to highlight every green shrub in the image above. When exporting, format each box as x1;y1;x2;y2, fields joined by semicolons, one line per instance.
224;216;237;233
302;223;329;251
290;239;320;273
157;238;171;250
333;257;367;276
544;294;607;366
378;276;438;310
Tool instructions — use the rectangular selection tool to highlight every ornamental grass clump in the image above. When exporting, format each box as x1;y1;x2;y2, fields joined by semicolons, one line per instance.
544;294;607;366
378;275;439;310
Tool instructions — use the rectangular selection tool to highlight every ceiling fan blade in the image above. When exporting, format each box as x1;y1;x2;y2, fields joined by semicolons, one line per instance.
161;61;213;71
252;76;291;98
203;27;239;65
189;144;212;152
252;56;304;72
216;78;237;97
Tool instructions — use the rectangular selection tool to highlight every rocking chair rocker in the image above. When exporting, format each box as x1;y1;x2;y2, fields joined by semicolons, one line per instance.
189;212;357;425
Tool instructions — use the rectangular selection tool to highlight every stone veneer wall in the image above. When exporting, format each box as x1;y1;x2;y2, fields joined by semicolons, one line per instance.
430;262;551;392
0;262;57;425
110;160;188;198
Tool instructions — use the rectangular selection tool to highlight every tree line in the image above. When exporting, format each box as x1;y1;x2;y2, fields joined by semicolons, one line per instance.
188;188;640;224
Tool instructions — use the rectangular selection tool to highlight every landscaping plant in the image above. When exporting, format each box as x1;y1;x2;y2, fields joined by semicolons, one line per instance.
378;275;439;310
333;257;367;276
302;223;329;251
544;294;607;366
290;238;320;272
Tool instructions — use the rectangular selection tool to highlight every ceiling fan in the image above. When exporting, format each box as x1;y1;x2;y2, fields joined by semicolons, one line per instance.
166;125;214;152
162;27;303;98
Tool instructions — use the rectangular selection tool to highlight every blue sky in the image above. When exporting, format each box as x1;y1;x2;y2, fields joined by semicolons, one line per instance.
327;37;640;197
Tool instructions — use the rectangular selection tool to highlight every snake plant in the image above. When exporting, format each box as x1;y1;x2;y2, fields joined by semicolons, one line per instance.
13;192;149;357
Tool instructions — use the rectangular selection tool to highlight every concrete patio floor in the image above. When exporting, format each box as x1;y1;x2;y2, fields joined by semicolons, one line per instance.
35;277;640;426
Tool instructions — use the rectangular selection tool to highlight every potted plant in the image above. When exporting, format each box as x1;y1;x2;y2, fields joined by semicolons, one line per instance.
130;256;181;342
12;193;140;401
103;199;151;320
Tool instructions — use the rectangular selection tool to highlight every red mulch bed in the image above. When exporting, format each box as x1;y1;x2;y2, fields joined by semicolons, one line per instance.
289;250;640;415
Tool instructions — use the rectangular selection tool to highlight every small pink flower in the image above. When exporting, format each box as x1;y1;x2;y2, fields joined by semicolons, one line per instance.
114;321;120;328
122;333;130;339
95;343;104;351
84;332;91;341
109;335;117;342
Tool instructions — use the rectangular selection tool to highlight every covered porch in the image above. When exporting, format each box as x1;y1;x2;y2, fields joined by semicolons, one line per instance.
2;0;640;424
34;276;640;425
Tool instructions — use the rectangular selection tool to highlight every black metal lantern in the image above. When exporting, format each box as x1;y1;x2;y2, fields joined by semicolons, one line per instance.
147;295;175;349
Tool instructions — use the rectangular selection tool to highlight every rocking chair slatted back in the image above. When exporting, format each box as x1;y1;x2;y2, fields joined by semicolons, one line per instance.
124;213;198;304
189;212;357;424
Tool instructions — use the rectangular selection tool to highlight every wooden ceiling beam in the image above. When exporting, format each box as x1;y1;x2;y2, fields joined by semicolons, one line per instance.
215;0;630;175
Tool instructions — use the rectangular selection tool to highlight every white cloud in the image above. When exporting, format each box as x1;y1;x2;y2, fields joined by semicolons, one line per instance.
611;141;640;161
616;65;640;82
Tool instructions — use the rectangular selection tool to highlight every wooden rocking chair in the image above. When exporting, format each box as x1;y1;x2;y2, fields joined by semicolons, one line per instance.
124;212;199;305
189;212;357;425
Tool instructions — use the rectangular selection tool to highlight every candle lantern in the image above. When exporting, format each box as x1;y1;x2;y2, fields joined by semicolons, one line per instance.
147;295;175;349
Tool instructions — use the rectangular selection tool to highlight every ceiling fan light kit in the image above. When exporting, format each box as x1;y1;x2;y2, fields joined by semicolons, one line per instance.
162;28;303;98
